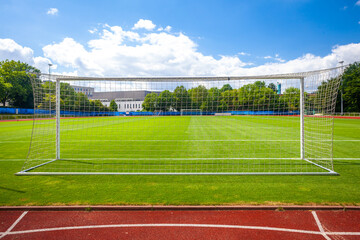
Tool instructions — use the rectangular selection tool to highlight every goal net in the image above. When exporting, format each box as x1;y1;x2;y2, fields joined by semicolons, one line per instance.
17;67;343;175
180;109;202;116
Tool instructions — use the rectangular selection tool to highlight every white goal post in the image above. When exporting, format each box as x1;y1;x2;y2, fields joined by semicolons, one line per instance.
17;67;344;175
180;109;202;116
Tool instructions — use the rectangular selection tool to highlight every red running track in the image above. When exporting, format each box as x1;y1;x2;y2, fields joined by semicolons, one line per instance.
0;210;359;240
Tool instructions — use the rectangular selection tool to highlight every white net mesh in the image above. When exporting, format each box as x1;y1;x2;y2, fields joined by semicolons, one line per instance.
19;67;343;175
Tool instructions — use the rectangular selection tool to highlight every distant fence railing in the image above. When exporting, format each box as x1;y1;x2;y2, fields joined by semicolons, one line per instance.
334;112;360;117
0;115;34;121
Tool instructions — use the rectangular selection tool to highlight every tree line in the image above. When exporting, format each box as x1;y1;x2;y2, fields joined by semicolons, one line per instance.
0;60;111;112
38;81;112;112
142;82;302;112
1;60;360;112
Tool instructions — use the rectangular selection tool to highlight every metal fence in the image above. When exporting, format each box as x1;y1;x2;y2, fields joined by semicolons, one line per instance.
334;112;360;117
0;114;34;121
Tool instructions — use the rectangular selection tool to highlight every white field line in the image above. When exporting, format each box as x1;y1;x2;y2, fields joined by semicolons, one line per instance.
1;158;360;162
333;158;360;160
312;211;331;240
0;211;28;239
1;140;360;143
0;140;301;142
1;223;360;237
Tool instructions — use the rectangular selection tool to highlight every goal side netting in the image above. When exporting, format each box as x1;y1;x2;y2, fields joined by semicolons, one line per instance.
17;67;343;175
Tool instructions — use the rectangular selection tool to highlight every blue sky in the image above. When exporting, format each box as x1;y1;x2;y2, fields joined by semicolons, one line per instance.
0;0;360;76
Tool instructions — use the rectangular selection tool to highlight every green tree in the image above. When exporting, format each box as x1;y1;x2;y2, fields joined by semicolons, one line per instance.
341;62;360;112
142;92;158;112
188;85;208;109
220;89;238;111
280;87;300;111
216;81;280;111
203;87;221;111
314;63;360;113
220;84;232;92
158;90;173;111
109;99;118;111
90;99;109;112
0;76;12;106
38;82;109;112
268;83;276;92
39;81;56;110
172;86;191;111
0;60;40;108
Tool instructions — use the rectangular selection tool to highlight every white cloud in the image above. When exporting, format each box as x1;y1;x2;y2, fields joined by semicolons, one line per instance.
157;26;171;32
0;38;34;63
238;52;250;56
0;38;52;73
41;23;360;77
41;26;252;77
1;20;360;77
343;6;348;10
132;19;156;31
263;54;285;63
356;0;360;6
275;57;285;63
47;8;58;15
274;54;285;63
89;28;98;34
34;56;53;71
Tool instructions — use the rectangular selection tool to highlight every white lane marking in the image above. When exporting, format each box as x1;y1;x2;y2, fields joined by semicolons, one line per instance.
1;222;359;237
327;232;360;235
312;211;331;240
0;211;28;239
4;223;323;236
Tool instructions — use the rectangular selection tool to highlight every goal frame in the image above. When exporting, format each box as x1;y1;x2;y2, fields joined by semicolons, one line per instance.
180;109;203;116
16;70;342;175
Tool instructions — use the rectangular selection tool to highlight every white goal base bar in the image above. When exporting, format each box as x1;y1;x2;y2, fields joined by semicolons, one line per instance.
215;113;232;116
15;158;339;176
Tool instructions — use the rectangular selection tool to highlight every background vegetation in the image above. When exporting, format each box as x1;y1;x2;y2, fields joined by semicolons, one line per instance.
1;60;360;113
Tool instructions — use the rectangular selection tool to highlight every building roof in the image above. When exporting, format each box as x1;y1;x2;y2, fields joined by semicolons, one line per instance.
72;85;94;90
89;90;159;101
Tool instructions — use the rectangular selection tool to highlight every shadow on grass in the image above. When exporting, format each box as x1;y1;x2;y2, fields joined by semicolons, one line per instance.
0;186;26;193
334;160;360;166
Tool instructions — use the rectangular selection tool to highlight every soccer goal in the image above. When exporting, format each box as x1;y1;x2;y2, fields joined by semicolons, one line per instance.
180;109;202;116
17;67;344;175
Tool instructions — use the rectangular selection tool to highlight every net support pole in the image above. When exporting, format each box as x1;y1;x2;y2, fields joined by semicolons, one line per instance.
56;79;60;160
300;77;305;160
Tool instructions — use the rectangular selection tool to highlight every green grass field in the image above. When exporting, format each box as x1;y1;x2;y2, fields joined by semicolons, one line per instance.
0;116;359;206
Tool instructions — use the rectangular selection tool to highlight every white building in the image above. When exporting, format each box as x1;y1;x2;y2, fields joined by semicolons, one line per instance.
89;91;159;112
72;85;94;97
